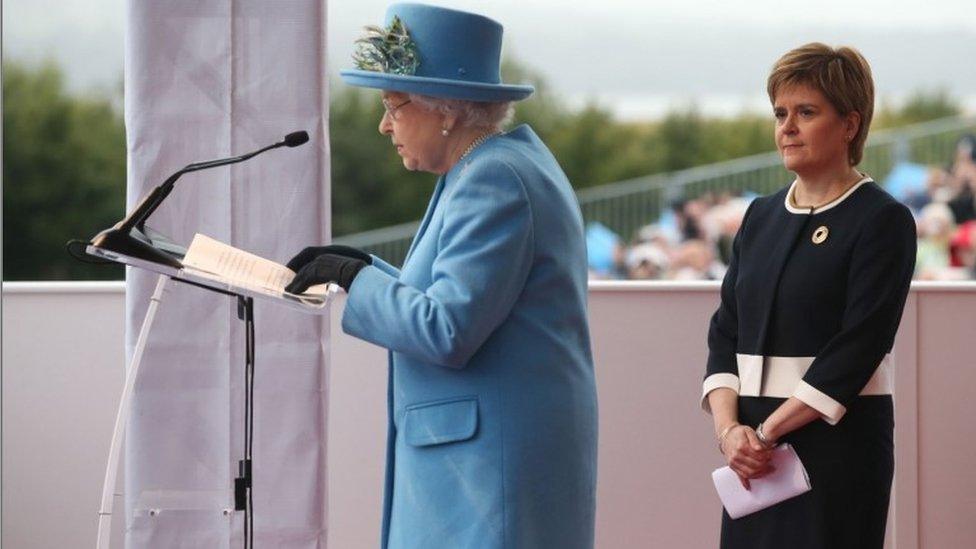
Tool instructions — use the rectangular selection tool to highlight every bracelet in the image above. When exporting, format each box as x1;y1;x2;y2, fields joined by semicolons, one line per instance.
756;422;775;447
717;422;740;455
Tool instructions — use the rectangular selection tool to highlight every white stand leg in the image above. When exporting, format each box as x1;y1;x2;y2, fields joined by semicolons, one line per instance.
96;275;169;549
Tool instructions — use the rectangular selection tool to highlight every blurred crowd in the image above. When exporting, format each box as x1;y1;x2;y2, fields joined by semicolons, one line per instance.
589;135;976;281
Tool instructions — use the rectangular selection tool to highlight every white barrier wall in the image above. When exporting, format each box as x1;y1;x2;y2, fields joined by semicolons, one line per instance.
4;282;976;548
2;283;128;549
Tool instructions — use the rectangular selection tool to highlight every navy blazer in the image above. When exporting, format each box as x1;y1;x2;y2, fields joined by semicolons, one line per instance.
342;125;598;549
703;179;916;424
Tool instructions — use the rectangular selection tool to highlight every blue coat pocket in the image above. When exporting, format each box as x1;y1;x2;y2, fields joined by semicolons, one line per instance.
403;397;479;447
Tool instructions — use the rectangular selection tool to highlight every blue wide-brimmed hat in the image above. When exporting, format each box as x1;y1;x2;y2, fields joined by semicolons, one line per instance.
340;3;534;102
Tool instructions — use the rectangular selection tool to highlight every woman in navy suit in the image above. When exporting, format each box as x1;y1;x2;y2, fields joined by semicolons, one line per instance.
285;4;598;549
702;43;916;548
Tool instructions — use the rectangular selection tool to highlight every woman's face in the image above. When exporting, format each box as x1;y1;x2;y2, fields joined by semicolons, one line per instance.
378;91;455;174
773;84;859;176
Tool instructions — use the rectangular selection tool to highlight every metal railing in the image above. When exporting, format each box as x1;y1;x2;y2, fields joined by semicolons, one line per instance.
335;116;976;266
332;219;421;264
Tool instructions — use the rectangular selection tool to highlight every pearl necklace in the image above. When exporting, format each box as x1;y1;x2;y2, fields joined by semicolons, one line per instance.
460;130;501;160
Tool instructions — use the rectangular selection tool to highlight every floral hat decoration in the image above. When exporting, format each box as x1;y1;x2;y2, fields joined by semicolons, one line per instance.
340;3;534;102
352;16;421;76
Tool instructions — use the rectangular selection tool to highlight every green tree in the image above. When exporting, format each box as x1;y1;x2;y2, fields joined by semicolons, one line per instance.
655;108;708;171
3;60;126;280
503;60;658;188
501;56;565;138
874;89;960;129
701;115;774;161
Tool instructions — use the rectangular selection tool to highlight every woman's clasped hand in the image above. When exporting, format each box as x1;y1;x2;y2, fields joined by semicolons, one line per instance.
720;424;774;489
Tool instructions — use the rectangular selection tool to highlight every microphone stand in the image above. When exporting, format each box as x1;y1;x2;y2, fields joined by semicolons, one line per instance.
89;131;309;268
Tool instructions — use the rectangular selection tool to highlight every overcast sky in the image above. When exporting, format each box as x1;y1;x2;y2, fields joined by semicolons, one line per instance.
5;0;975;119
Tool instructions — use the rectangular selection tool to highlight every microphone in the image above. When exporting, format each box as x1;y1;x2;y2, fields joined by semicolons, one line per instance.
284;131;309;147
88;131;310;268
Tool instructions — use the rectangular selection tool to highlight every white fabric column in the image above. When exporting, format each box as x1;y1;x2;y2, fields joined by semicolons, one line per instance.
124;1;329;546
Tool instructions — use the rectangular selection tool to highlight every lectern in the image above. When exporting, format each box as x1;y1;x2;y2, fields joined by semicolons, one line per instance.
86;232;336;549
81;131;334;548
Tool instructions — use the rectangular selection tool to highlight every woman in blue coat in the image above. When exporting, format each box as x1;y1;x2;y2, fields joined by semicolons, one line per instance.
285;4;598;548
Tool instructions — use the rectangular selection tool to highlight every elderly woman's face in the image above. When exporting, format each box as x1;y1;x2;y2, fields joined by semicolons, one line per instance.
378;91;454;174
773;84;858;175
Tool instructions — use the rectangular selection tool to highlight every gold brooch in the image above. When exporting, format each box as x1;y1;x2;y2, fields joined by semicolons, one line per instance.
812;226;829;244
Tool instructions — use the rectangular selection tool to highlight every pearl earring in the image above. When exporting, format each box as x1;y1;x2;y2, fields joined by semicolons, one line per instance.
442;129;450;136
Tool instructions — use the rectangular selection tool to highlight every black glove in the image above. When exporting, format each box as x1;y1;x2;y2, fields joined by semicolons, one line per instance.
286;244;372;273
285;253;367;294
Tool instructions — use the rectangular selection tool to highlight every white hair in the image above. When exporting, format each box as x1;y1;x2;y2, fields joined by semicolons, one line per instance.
408;94;515;130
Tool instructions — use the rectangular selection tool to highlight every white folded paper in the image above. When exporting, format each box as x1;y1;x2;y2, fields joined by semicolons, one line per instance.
712;443;811;519
182;233;332;299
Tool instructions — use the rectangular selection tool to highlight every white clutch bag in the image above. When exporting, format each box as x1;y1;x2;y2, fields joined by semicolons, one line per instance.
711;443;811;519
